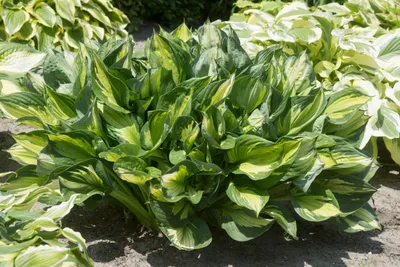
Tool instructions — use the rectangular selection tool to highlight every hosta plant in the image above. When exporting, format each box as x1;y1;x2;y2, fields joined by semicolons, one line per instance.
223;0;400;164
0;22;380;264
0;0;129;51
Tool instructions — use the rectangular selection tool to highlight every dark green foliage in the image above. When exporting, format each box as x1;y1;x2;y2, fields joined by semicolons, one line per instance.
113;0;236;31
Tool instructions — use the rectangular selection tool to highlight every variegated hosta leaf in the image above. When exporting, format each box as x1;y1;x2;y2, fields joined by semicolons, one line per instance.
335;203;381;233
383;137;400;165
147;33;190;84
227;135;300;180
226;179;270;216
0;43;46;74
160;218;212;251
213;204;274;242
290;184;342;222
113;156;153;185
91;54;130;113
263;201;297;239
316;175;376;213
0;92;58;125
161;160;222;204
2;9;30;35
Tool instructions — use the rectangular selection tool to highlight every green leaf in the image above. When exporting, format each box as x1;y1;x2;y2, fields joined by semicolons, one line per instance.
157;86;192;125
47;131;98;160
215;205;274;242
227;135;300;180
383;137;400;165
99;144;140;162
263;201;297;239
148;33;190;84
98;103;140;148
34;3;56;28
91;54;130;113
14;245;69;267
229;75;267;112
114;156;152;185
226;179;270;216
316;175;376;213
3;9;30;35
291;184;341;222
335;204;381;233
54;0;76;23
0;92;58;125
325;88;371;125
0;43;46;74
160;218;212;251
45;87;77;120
140;110;170;151
43;51;74;90
12;131;48;154
287;89;326;135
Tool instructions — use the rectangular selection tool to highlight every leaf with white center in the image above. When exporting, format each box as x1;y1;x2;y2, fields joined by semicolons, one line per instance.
227;135;300;180
325;88;371;125
3;9;30;35
161;161;202;204
335;203;381;233
383;137;400;165
113;156;152;185
47;131;98;161
226;180;270;216
34;3;56;28
54;0;76;23
91;54;130;113
0;92;58;125
288;89;326;135
364;103;400;142
291;184;341;222
160;218;212;251
14;245;69;267
316;175;376;213
157;86;192;125
98;103;140;148
45;87;77;120
12;131;48;154
7;144;37;165
148;33;190;84
283;51;315;94
140;110;170;151
82;3;111;26
263;201;297;239
0;43;46;74
216;205;274;242
319;138;374;173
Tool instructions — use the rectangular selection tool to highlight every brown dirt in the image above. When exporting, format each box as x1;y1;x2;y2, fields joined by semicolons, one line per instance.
1;118;399;267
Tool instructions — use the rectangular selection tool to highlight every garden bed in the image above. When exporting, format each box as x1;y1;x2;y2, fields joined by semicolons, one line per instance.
1;119;399;267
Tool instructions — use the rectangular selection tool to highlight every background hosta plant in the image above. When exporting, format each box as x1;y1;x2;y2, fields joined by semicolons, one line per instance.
0;21;380;264
223;0;400;165
0;0;129;51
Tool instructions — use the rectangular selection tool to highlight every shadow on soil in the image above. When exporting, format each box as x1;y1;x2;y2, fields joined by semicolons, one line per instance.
63;201;384;267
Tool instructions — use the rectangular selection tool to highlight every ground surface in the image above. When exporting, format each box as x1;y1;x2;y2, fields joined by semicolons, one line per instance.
1;26;400;267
